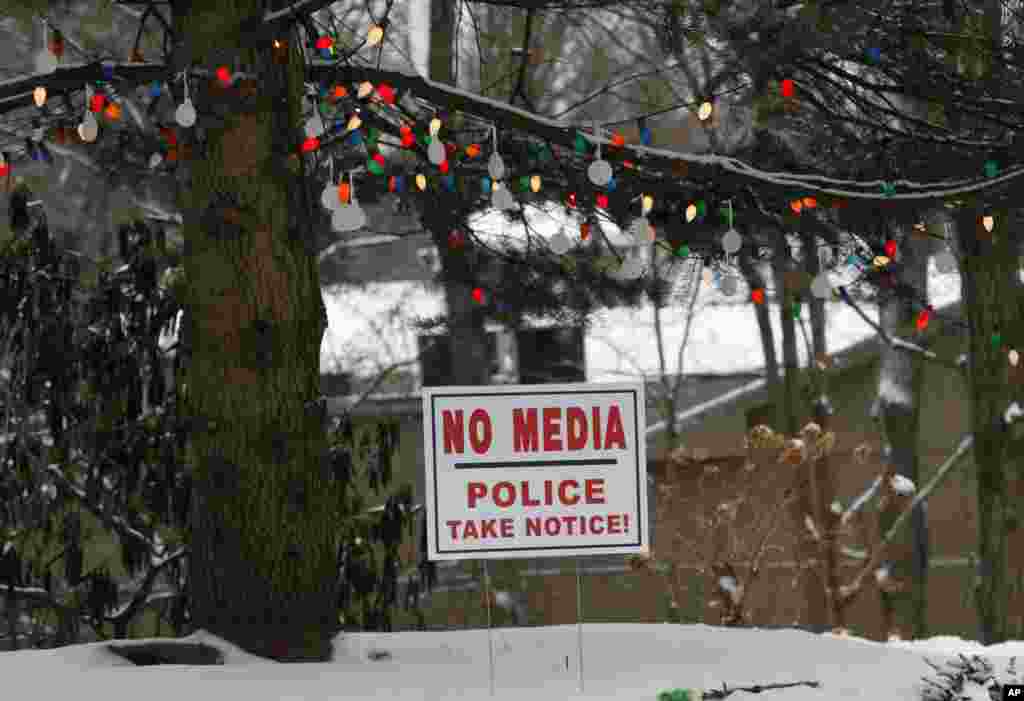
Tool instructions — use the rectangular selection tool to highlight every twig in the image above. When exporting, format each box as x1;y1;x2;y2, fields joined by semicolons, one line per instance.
836;287;962;373
702;680;821;699
840;434;974;602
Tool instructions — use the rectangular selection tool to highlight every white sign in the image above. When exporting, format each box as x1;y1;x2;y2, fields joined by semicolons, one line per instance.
422;382;648;561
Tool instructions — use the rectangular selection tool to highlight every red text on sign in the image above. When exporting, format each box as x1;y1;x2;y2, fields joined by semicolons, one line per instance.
466;479;605;508
512;406;626;452
440;404;627;454
443;513;629;540
445;518;515;540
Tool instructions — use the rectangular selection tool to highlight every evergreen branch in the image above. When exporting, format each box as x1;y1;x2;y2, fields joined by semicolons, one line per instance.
104;547;186;627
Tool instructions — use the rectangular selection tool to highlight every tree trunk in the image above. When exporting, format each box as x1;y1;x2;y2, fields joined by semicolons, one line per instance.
428;0;490;387
738;245;778;390
175;4;338;661
773;235;800;436
773;233;827;628
875;221;930;639
799;230;826;358
953;207;1021;644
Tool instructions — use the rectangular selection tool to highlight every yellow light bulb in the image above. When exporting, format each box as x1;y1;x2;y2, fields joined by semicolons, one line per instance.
346;114;362;132
367;24;385;47
642;194;653;214
697;101;713;121
429;117;442;136
530;174;541;192
982;215;994;232
873;255;890;268
685;203;697;222
357;81;374;99
33;86;46;107
416;173;427;191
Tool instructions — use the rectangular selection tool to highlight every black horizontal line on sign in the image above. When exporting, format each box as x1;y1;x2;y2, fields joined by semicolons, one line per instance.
453;459;616;469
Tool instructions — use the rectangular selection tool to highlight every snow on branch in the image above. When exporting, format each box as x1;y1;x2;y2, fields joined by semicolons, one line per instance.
843;435;973;599
1005;402;1023;426
841;476;881;525
44;462;167;559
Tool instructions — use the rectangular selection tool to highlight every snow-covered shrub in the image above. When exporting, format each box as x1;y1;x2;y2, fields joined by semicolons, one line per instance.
638;424;805;627
919;654;1018;701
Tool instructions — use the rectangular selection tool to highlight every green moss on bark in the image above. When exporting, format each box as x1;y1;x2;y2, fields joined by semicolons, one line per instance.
174;2;339;661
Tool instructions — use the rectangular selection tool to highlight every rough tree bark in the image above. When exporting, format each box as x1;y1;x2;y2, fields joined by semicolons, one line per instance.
875;219;930;640
953;206;1022;644
738;243;779;391
773;230;827;628
174;2;339;661
798;230;826;360
428;0;491;387
773;232;800;437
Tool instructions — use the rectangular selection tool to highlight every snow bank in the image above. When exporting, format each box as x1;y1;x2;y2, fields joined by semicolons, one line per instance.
1;623;1022;701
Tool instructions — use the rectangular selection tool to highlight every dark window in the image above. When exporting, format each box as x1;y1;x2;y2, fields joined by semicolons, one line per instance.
418;332;499;386
516;327;585;384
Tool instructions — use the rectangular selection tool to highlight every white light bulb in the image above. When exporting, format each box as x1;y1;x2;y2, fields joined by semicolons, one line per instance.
33;86;47;107
322;184;340;211
428;139;445;165
697;101;713;121
721;228;742;254
587;159;612;186
982;215;994;232
487;153;506;181
332;202;366;232
149;153;163;169
429;117;442;136
175;98;196;127
78;113;98;142
685;204;697;223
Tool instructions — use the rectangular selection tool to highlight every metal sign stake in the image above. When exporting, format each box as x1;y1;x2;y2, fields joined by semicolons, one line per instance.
483;559;496;696
576;559;585;694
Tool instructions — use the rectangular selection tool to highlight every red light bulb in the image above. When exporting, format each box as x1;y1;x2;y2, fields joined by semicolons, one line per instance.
916;306;932;331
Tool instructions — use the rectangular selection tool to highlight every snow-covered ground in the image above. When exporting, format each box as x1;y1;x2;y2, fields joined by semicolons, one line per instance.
2;623;1020;700
320;252;962;383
